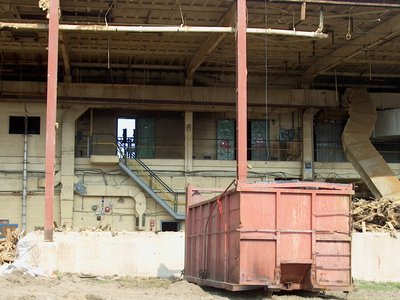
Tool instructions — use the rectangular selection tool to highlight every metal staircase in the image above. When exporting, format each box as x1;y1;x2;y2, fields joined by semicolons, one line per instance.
117;141;185;220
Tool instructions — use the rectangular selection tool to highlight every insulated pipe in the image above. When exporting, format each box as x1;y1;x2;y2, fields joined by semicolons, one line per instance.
317;8;324;33
0;23;328;39
21;115;28;232
44;0;60;242
236;0;248;182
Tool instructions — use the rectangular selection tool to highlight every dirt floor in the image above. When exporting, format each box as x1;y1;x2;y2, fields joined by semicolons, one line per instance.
1;273;400;300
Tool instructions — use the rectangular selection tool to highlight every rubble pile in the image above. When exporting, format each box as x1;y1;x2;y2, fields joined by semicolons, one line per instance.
0;229;21;265
352;198;400;233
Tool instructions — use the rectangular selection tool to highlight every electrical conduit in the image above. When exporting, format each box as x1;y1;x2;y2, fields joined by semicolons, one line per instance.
22;115;28;231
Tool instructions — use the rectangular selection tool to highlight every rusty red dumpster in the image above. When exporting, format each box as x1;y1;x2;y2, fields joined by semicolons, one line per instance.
185;181;353;292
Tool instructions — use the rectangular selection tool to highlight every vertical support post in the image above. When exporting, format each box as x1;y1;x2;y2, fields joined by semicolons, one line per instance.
236;0;248;182
89;108;93;136
184;111;193;172
60;108;86;227
302;108;315;181
89;108;93;157
44;0;60;242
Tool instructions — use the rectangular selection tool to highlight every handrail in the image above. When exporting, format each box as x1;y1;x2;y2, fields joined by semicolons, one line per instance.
80;135;182;213
118;161;185;220
132;154;175;195
116;139;179;211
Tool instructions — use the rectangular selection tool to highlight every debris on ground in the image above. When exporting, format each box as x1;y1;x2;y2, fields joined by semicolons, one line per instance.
0;230;47;277
35;224;120;237
165;280;208;297
0;228;22;265
352;198;400;234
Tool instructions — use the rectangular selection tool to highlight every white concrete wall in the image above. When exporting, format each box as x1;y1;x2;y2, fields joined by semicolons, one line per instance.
352;233;400;282
19;231;400;282
22;231;185;277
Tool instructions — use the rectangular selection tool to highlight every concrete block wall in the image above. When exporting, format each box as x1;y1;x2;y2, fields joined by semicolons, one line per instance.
19;231;400;282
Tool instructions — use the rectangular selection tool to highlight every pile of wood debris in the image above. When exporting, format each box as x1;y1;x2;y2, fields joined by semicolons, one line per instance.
52;224;114;233
50;224;119;236
352;198;400;234
0;229;22;265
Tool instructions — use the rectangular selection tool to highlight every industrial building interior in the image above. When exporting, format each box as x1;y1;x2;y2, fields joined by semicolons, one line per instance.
0;1;400;234
1;0;400;296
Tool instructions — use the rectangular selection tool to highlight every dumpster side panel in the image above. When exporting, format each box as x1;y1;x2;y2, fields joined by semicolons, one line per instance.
315;194;352;288
278;192;312;263
185;190;241;284
239;192;277;284
185;200;204;279
225;192;241;284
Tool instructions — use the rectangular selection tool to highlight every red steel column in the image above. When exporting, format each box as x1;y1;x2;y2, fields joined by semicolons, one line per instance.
236;0;248;182
44;0;60;241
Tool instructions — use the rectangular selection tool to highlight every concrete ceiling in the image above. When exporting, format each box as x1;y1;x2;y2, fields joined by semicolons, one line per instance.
1;0;400;91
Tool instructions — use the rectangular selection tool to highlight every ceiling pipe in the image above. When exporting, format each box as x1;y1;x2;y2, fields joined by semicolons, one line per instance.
21;115;28;232
0;22;328;39
267;0;400;8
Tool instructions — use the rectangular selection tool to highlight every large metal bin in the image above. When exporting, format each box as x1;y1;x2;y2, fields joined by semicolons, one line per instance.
185;181;353;292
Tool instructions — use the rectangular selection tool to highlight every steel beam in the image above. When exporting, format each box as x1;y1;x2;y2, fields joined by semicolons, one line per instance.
186;3;236;84
304;13;400;80
236;0;248;183
44;0;60;242
267;0;400;8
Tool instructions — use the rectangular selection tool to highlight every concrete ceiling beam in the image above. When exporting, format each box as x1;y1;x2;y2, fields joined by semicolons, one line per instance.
303;13;400;82
185;3;236;85
266;0;400;8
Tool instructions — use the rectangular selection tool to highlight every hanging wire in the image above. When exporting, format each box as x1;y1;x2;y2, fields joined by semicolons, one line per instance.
264;0;270;164
105;1;116;69
177;1;186;26
0;52;3;86
19;58;23;101
0;53;2;75
334;69;340;106
346;10;352;40
107;35;111;70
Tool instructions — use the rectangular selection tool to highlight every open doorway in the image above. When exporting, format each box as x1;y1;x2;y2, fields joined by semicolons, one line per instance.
117;118;136;158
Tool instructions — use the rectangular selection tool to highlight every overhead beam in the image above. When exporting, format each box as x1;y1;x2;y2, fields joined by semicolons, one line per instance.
267;0;400;8
0;81;339;109
346;59;400;66
185;3;236;85
303;13;400;82
0;60;307;76
7;0;400;9
324;71;400;79
2;1;230;13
